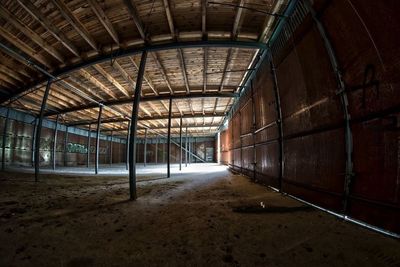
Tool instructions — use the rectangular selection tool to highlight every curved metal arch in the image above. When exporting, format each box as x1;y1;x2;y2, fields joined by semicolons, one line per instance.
0;40;266;105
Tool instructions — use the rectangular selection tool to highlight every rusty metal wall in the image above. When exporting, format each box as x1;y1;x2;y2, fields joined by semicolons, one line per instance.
219;0;400;234
0;117;127;167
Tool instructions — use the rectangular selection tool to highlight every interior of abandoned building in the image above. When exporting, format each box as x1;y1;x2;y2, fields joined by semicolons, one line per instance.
0;0;399;266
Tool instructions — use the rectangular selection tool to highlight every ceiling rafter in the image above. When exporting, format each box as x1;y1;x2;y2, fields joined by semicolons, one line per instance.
53;0;98;51
129;56;158;95
88;0;119;45
93;64;130;97
0;6;64;63
0;25;51;68
16;0;80;57
123;0;147;41
78;69;118;100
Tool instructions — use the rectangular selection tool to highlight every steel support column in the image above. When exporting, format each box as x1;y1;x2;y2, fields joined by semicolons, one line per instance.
269;55;284;190
155;137;158;164
126;121;130;171
144;128;147;167
64;126;68;167
31;118;37;167
250;81;257;181
167;97;172;178
87;124;91;168
179;117;182;171
52;114;59;170
188;137;191;164
95;105;103;175
192;137;197;163
1;107;10;171
305;0;353;213
110;131;113;165
128;51;147;200
185;126;188;167
35;79;52;182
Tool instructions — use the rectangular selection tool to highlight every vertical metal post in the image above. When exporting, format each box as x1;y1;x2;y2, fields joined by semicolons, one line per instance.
144;128;147;167
270;56;284;191
167;97;172;177
251;80;257;181
31;118;37;167
110;130;113;165
52;114;59;170
95;105;103;175
185;126;188;167
304;0;353;213
192;137;197;163
35;79;52;182
1;107;10;171
64;126;68;167
155;137;158;164
163;139;166;163
126;121;130;171
179;117;182;171
87;124;91;168
188;136;191;164
129;51;147;200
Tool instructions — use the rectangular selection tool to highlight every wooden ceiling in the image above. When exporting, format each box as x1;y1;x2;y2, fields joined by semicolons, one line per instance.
0;0;288;137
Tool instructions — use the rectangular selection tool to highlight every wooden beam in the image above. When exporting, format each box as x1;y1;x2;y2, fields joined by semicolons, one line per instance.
78;69;118;99
93;64;130;97
16;0;80;57
162;0;175;37
0;72;21;87
0;53;34;80
66;75;104;101
112;60;136;92
232;0;245;39
88;0;119;45
129;56;158;95
123;0;147;41
203;48;207;93
150;53;173;94
0;64;25;84
53;0;98;51
0;6;64;63
0;25;51;68
202;0;207;39
178;49;190;94
219;49;232;91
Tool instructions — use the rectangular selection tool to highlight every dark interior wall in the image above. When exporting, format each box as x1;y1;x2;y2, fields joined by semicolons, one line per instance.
220;0;400;234
0;114;127;168
136;137;216;164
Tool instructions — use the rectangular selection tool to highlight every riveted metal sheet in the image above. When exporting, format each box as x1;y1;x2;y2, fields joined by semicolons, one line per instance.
320;0;400;122
255;142;280;188
282;128;345;211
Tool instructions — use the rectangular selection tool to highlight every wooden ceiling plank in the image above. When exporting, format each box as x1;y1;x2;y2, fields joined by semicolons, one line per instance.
88;0;119;45
0;64;25;83
129;56;158;95
93;64;130;97
78;69;118;99
178;49;190;94
150;52;173;94
16;0;80;57
53;0;98;51
0;25;52;68
122;0;146;41
162;0;175;38
0;53;34;80
202;0;207;39
0;6;64;63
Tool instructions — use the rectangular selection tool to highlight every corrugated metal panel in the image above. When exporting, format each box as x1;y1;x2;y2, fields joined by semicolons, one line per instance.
220;0;400;234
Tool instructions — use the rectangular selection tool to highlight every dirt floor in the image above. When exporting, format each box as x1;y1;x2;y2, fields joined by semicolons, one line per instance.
0;164;399;267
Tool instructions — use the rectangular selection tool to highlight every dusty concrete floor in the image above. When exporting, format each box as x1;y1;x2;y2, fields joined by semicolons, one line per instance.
0;164;399;267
